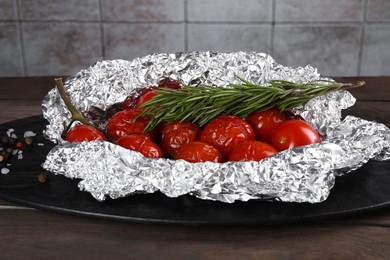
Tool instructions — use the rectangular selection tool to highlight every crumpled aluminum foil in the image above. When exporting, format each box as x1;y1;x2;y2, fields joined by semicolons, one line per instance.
41;51;390;203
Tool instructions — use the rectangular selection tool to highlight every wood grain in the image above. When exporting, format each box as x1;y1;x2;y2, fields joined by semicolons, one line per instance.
0;210;389;260
0;76;390;259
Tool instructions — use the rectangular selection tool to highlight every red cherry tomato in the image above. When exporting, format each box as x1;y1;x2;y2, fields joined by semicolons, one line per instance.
65;124;107;142
174;141;223;163
106;108;155;140
123;78;180;109
270;119;321;151
160;121;201;157
157;78;181;89
246;109;287;143
115;134;162;158
123;86;158;108
200;115;255;160
229;140;277;162
135;90;158;109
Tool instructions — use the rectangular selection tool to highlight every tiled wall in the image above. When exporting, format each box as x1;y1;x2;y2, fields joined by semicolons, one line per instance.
0;0;389;77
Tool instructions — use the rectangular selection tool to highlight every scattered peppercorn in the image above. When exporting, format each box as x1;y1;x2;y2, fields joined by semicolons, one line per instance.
25;136;33;145
16;141;23;149
38;172;49;183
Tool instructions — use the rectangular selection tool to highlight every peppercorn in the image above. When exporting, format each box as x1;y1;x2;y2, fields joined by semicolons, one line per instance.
38;172;49;183
25;136;33;145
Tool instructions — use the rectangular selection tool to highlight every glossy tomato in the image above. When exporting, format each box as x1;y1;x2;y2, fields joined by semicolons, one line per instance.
270;119;321;151
229;140;277;162
246;109;287;143
200;115;255;160
106;108;155;140
157;77;181;89
123;78;180;109
123;86;157;109
115;134;162;158
135;90;158;109
174;141;223;163
160;121;201;157
65;124;107;142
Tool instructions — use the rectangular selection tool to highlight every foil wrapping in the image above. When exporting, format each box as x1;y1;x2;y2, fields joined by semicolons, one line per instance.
41;52;390;203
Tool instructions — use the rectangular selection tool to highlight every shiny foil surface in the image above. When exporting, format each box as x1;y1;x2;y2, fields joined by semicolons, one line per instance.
41;52;390;203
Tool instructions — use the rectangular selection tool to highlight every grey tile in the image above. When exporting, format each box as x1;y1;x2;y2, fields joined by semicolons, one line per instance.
104;23;185;60
366;0;390;22
187;0;272;22
23;22;102;76
102;0;184;22
361;24;390;76
0;0;15;20
0;22;23;76
275;0;364;22
273;24;362;76
187;24;271;53
19;0;99;21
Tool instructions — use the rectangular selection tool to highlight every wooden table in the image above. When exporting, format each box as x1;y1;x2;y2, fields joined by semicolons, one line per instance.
0;77;389;259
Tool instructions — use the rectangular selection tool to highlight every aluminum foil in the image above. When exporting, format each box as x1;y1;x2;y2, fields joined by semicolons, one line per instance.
41;51;390;203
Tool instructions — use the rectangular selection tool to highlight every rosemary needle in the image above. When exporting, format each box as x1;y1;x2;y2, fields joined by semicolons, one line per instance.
140;76;364;133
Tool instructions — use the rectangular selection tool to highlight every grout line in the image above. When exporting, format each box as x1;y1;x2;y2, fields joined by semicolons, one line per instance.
270;0;276;56
10;20;390;25
184;0;188;52
357;0;368;76
98;0;106;59
14;0;27;76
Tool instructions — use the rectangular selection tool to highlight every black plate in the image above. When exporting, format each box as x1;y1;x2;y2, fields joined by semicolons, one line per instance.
0;115;389;226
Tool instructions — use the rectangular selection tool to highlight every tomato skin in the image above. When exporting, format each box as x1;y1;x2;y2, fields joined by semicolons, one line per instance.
200;115;255;160
246;109;287;143
270;119;321;151
65;124;107;142
123;78;180;109
229;140;277;162
135;90;158;109
160;121;201;157
106;108;155;140
115;134;162;158
174;141;223;163
157;77;181;89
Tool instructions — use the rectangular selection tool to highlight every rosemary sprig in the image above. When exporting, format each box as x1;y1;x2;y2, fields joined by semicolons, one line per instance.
140;76;364;132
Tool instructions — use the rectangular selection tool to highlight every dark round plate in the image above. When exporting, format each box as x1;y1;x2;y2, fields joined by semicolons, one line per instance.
0;115;389;226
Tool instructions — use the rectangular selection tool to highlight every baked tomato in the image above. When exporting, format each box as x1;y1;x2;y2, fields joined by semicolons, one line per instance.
200;115;255;160
160;121;201;157
174;141;223;163
229;140;277;162
115;134;162;158
106;108;155;140
65;124;107;142
246;109;287;143
135;90;158;109
270;119;320;151
157;77;181;89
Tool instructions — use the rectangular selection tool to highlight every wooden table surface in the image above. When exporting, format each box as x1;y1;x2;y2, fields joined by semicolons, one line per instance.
0;76;389;259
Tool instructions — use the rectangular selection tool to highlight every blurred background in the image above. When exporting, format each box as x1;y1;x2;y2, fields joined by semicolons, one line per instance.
0;0;389;77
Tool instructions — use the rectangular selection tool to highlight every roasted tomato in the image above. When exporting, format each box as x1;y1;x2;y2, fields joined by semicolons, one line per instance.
123;78;180;109
229;140;277;162
246;109;287;143
160;121;201;157
65;124;107;142
115;134;162;158
200;115;255;160
106;108;155;140
123;86;157;109
270;119;321;151
174;141;223;163
135;90;158;109
157;77;181;89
